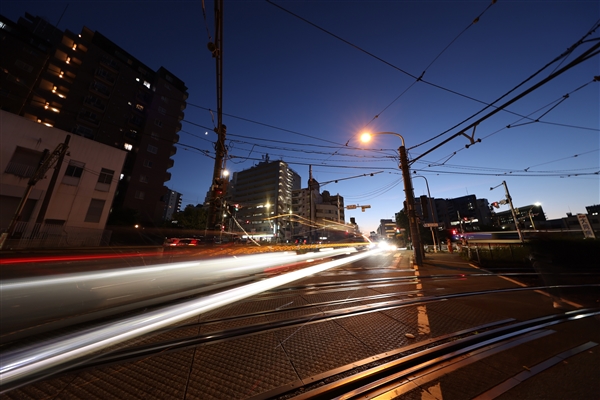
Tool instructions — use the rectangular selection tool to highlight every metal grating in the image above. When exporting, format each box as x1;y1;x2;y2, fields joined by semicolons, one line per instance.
41;349;194;400
185;332;298;400
274;320;373;379
332;311;415;354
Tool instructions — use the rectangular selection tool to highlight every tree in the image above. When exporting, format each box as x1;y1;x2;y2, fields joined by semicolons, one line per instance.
172;205;207;230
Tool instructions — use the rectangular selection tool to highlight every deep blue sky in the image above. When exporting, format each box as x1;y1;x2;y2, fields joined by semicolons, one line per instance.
2;1;599;233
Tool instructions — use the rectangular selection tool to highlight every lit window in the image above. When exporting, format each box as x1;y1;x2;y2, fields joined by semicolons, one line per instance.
120;173;125;180
135;104;144;111
143;81;150;89
124;143;133;151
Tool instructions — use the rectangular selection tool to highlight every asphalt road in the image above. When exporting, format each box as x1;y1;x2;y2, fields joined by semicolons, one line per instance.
1;248;599;399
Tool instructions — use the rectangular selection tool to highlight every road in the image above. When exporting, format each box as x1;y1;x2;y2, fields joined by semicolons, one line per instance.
1;246;599;399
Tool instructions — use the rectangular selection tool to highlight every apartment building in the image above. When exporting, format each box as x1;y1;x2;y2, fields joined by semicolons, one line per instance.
0;13;187;225
230;156;301;240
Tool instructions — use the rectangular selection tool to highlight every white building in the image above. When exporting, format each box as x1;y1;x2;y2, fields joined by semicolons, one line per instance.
1;112;126;248
163;189;182;221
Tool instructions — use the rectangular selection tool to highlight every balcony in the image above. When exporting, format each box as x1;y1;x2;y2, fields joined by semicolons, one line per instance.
94;67;116;85
4;162;36;178
83;95;106;111
89;81;111;98
99;56;121;72
77;110;100;126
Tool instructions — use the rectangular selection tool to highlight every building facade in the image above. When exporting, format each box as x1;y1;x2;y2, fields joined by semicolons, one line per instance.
163;189;182;221
230;157;301;240
377;219;397;239
291;176;351;242
1;111;126;247
0;13;187;226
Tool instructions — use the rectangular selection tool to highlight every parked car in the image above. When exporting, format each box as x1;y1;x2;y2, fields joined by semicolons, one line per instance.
163;238;200;247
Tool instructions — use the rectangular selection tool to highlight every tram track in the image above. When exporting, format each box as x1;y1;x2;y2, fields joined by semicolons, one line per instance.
272;307;600;400
2;251;598;398
37;282;599;378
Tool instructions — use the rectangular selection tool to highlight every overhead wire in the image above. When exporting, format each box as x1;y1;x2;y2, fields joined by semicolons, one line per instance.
368;0;498;125
415;78;599;171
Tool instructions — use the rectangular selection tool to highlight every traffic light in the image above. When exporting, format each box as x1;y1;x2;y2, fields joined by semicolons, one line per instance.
213;178;223;196
234;204;239;211
491;202;500;209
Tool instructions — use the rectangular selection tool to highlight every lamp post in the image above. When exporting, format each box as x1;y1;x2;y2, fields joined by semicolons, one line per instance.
413;174;438;253
528;202;541;230
360;132;423;266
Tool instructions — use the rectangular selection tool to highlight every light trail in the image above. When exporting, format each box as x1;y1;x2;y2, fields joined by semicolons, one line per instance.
0;247;382;391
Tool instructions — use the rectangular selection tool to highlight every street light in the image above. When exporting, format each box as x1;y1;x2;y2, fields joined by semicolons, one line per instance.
528;202;541;230
360;132;423;266
490;180;523;242
412;174;438;253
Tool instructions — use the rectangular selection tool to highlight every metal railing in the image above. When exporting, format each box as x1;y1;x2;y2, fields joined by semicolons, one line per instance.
3;222;111;249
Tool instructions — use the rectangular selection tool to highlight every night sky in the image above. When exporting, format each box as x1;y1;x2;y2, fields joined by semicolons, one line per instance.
2;1;598;233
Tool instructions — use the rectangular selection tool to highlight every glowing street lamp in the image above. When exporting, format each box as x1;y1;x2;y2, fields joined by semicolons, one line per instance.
360;132;423;266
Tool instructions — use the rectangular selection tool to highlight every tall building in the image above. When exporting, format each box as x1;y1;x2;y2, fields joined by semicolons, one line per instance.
0;13;187;225
230;156;301;240
162;189;182;221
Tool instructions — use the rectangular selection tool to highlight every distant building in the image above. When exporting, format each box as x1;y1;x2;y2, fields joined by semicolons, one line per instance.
1;111;126;247
536;207;599;237
586;204;600;216
291;171;352;242
230;156;301;240
0;13;187;226
162;189;182;221
377;219;396;239
413;194;492;232
493;204;546;230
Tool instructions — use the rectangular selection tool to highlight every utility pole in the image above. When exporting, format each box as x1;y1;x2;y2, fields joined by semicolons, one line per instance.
491;180;523;242
0;139;69;250
399;145;423;266
36;135;71;224
207;0;225;233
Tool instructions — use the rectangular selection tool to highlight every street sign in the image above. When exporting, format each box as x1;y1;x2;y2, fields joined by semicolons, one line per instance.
423;223;440;227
